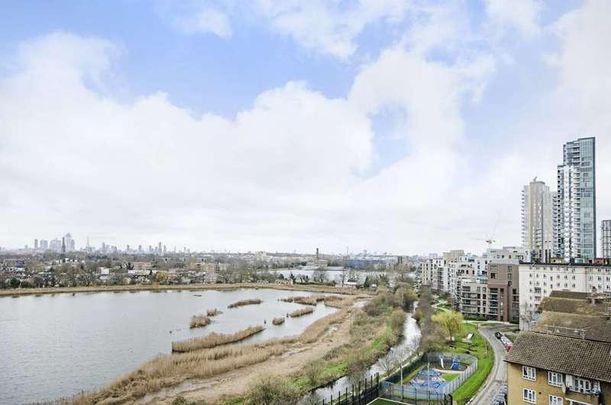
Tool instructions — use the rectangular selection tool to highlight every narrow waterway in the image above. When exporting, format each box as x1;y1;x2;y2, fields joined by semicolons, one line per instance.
304;311;421;403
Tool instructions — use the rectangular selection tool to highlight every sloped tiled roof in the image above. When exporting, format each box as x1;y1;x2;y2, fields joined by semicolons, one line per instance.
506;332;611;382
535;312;611;343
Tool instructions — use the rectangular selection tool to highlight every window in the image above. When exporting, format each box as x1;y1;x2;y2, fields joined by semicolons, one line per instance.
574;377;591;393
549;396;563;405
568;401;591;405
548;371;563;387
523;366;536;381
523;388;536;403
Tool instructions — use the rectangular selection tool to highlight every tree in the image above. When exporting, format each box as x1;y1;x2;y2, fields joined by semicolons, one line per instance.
312;268;327;283
394;286;417;310
432;311;464;339
154;271;169;284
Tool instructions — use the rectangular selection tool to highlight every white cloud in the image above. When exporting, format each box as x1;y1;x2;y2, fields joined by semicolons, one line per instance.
173;6;232;38
166;0;410;59
484;0;541;37
2;0;610;255
253;0;409;58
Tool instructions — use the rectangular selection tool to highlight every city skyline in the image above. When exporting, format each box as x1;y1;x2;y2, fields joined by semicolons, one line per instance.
1;1;610;254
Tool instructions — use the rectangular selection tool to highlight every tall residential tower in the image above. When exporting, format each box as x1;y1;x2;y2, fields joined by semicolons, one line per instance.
555;137;596;262
521;178;555;262
603;220;611;259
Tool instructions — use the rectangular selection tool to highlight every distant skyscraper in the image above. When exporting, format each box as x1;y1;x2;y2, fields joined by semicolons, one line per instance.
603;220;611;259
49;238;62;252
63;233;75;252
34;239;39;250
40;239;48;250
555;137;596;262
521;178;554;262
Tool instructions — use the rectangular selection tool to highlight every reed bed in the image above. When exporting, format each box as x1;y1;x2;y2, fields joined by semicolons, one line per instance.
288;307;315;318
190;315;211;329
280;296;318;306
207;308;222;317
73;295;356;404
227;298;262;308
172;325;265;353
84;345;274;403
272;317;285;325
281;294;345;307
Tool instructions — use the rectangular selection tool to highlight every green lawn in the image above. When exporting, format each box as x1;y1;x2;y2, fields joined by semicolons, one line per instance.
441;372;460;382
443;323;494;404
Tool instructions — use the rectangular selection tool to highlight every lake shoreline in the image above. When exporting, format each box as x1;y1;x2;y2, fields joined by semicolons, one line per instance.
0;282;357;298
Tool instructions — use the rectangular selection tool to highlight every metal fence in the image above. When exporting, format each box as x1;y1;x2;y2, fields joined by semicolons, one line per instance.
380;383;453;404
380;352;478;401
316;374;380;405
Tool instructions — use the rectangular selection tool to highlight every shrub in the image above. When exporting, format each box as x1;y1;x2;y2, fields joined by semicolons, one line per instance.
206;308;222;317
304;361;323;386
190;315;210;329
246;375;300;405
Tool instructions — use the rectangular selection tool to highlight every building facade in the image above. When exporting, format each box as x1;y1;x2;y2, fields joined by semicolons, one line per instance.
555;137;596;263
507;292;611;405
487;263;520;323
518;263;611;329
507;332;611;405
602;220;611;259
522;179;555;263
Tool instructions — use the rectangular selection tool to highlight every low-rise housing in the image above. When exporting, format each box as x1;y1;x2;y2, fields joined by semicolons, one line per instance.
507;291;611;404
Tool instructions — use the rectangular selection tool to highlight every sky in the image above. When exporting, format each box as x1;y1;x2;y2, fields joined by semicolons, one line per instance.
0;0;610;255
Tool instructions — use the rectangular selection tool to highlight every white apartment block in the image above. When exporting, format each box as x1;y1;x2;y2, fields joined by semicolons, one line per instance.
420;258;445;291
519;263;611;329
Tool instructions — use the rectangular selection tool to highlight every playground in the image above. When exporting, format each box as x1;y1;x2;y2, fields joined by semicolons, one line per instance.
401;353;469;392
380;352;478;401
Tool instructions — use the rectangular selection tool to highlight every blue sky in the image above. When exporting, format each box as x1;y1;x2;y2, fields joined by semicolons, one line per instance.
0;0;609;254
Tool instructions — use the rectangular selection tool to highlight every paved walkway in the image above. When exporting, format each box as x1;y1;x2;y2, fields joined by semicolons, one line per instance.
468;326;507;404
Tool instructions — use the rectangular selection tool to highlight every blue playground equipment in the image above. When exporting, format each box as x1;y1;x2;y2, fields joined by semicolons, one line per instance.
450;358;460;370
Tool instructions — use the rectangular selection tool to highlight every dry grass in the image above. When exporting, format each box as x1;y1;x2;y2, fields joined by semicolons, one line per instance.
189;315;211;329
272;317;285;325
228;299;263;309
206;308;222;317
172;325;265;353
288;306;314;318
68;295;356;404
280;294;344;307
82;345;274;404
281;296;319;306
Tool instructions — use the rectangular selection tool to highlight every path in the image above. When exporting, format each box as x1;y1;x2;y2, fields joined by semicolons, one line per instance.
468;326;507;404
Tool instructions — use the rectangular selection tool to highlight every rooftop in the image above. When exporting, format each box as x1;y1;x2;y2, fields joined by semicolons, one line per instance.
506;332;611;383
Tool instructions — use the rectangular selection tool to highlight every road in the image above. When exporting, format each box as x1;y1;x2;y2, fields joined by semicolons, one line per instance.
469;326;507;404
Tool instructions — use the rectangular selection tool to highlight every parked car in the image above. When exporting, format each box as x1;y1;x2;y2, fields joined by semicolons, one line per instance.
494;331;502;339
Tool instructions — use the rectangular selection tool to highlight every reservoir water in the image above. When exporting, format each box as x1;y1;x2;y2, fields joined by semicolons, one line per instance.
0;288;337;404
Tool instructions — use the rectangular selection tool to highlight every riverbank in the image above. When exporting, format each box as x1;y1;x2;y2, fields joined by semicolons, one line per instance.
0;282;356;297
67;289;413;405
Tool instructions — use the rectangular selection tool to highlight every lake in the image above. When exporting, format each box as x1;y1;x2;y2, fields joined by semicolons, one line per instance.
0;288;337;404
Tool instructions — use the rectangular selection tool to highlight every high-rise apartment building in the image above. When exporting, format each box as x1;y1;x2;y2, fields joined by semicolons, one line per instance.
555;137;596;263
603;220;611;259
522;179;555;262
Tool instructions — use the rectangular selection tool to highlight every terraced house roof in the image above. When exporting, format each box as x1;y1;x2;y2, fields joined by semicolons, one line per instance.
506;332;611;383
